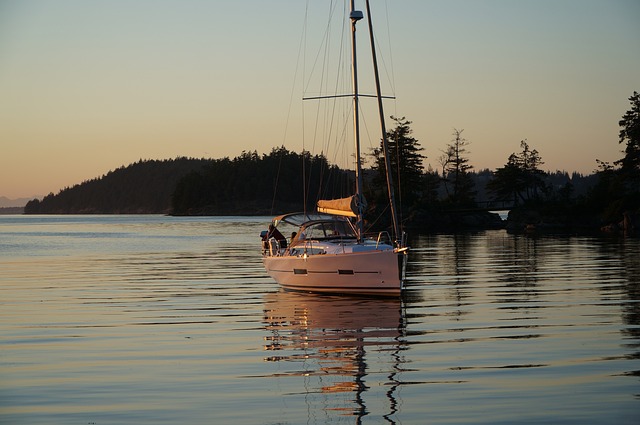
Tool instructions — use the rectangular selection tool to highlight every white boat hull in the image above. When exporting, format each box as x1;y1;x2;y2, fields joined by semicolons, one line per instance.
263;248;405;296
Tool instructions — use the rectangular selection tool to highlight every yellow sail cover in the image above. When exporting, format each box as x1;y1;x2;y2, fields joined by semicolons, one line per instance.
317;196;361;217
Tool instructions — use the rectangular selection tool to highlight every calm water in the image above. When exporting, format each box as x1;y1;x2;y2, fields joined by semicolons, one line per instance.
0;215;638;424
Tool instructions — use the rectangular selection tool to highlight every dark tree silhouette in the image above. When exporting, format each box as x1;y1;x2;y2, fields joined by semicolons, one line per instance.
25;158;210;214
616;91;640;194
170;148;350;215
370;116;425;209
441;129;475;206
488;140;546;204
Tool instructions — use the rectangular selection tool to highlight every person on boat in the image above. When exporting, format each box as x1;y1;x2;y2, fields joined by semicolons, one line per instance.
264;224;287;249
291;230;309;247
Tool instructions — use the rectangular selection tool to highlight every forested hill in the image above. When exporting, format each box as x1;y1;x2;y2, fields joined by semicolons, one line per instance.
24;158;211;214
23;149;353;215
170;148;352;215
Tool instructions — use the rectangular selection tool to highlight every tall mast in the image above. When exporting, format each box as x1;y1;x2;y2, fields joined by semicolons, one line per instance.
349;1;365;242
365;0;400;244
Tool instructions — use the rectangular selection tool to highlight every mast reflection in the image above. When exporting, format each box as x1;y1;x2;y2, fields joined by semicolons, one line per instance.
263;291;407;423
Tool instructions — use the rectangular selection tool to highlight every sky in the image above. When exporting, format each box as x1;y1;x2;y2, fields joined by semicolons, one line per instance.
1;0;639;200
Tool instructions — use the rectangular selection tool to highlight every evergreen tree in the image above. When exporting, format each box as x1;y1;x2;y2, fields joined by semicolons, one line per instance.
421;165;441;205
615;91;640;198
589;91;640;221
370;116;425;208
488;140;546;204
441;129;475;206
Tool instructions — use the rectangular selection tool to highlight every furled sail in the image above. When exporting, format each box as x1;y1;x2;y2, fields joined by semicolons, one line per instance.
317;195;366;218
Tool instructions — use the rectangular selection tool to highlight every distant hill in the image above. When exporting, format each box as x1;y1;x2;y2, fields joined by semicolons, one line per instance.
23;149;354;216
24;158;210;214
0;196;33;208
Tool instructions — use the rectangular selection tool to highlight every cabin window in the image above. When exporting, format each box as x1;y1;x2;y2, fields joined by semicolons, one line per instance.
302;221;356;240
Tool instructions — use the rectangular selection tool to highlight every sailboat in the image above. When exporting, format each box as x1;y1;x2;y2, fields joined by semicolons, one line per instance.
261;0;408;296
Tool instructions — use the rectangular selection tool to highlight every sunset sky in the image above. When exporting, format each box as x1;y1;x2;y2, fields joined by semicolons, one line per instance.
1;0;638;200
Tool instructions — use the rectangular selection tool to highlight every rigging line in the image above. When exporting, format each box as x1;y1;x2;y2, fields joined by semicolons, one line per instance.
335;103;351;174
396;128;403;229
324;0;351;202
359;103;375;166
270;150;281;216
306;0;338;208
364;202;390;235
366;0;401;240
302;0;310;216
303;1;338;96
272;0;311;216
363;5;399;120
321;5;347;174
303;93;394;100
371;19;396;100
320;0;349;200
384;0;396;97
384;0;399;119
308;0;352;206
321;99;351;198
327;103;355;201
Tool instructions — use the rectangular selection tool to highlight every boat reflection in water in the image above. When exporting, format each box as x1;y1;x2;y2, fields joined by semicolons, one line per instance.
263;291;407;422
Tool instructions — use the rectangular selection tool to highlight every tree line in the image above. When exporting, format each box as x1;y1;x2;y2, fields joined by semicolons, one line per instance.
25;158;211;214
25;91;639;235
367;92;639;233
24;150;353;215
170;147;352;215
